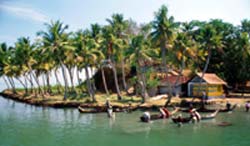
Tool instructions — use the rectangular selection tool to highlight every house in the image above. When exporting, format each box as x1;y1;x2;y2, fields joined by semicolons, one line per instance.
187;73;227;98
153;69;191;96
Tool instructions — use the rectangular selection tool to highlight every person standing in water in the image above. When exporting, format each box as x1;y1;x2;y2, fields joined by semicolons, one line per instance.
105;98;113;118
245;101;250;112
226;101;232;110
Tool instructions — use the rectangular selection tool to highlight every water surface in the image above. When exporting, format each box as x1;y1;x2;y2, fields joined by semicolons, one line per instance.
1;95;250;146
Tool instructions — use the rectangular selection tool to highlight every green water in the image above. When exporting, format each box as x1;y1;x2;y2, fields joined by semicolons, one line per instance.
1;96;250;146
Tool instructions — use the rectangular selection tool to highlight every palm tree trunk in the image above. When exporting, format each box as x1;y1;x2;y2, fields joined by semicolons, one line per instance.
54;69;62;94
8;77;16;93
24;75;28;90
16;77;28;94
90;67;96;95
76;67;84;93
172;54;186;96
46;72;52;94
29;70;43;96
121;59;129;94
160;41;173;107
192;49;212;102
164;68;173;107
85;66;96;102
111;62;122;100
3;76;10;89
101;66;109;95
66;66;75;92
140;66;149;103
42;74;47;93
60;64;69;100
26;74;34;93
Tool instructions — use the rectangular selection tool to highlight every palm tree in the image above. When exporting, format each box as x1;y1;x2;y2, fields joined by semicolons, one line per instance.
0;43;11;89
106;14;129;93
128;35;158;102
89;24;109;95
102;26;123;100
37;20;72;99
194;23;223;100
172;33;195;80
151;5;178;106
74;29;104;102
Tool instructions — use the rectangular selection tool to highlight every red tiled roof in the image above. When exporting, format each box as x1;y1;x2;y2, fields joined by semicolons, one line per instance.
160;76;190;85
197;73;227;85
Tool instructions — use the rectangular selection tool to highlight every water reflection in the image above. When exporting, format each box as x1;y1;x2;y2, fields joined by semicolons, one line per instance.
1;96;250;146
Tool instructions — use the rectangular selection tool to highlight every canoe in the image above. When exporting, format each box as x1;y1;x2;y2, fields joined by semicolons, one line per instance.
78;106;101;113
198;104;237;113
140;107;180;122
201;109;219;120
78;105;138;114
172;116;192;123
217;122;232;127
140;114;162;122
180;104;237;113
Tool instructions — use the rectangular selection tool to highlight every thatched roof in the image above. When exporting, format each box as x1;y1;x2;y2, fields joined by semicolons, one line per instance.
197;73;227;85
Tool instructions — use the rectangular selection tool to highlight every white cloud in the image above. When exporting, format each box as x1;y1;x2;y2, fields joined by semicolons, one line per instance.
0;4;49;22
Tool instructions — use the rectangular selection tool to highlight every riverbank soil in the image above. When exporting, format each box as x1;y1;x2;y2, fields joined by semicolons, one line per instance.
1;89;249;110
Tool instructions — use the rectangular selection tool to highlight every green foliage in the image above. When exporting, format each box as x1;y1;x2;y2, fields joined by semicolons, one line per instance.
0;5;250;100
145;68;160;89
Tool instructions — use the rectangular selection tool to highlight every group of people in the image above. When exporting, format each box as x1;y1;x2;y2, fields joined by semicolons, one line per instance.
142;106;201;123
142;107;171;122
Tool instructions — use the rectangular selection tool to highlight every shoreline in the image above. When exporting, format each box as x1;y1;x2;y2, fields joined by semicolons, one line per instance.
1;90;249;112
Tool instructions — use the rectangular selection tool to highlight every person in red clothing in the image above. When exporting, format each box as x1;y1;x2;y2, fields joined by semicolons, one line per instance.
159;107;170;118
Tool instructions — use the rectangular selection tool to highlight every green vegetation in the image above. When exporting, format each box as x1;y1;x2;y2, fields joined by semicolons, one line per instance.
0;5;250;105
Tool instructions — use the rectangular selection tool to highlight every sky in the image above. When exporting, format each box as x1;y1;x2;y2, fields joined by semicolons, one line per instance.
0;0;249;45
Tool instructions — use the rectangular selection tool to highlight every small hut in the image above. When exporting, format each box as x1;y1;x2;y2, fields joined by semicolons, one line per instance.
157;70;191;96
187;73;227;98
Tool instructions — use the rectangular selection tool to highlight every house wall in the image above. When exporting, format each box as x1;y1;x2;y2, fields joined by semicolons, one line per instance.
158;85;182;96
188;83;224;98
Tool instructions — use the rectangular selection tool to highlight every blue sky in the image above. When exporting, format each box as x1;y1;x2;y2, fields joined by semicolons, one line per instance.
0;0;249;45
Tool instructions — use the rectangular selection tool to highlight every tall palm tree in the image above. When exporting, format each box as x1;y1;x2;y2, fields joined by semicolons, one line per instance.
128;35;158;102
37;20;71;99
90;24;109;95
194;24;223;100
74;29;104;102
106;14;129;93
0;43;11;89
151;5;178;106
102;26;123;100
169;32;197;98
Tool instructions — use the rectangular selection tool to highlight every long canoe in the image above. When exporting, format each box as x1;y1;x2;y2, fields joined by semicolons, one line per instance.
140;107;179;122
78;106;101;113
172;116;192;123
180;104;237;113
198;104;237;113
201;109;219;120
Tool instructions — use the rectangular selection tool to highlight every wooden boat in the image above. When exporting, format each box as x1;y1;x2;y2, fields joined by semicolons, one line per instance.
140;107;179;122
140;114;161;122
198;104;237;113
78;105;138;114
201;109;219;120
180;104;237;113
78;106;101;113
217;122;232;127
172;116;192;123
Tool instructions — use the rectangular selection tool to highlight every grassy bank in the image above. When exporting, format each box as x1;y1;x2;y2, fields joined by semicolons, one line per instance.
1;89;249;111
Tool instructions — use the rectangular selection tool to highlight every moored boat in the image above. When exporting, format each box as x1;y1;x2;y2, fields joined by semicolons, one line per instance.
78;106;101;113
140;107;179;122
198;104;237;113
172;116;192;123
180;104;237;113
201;109;219;120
